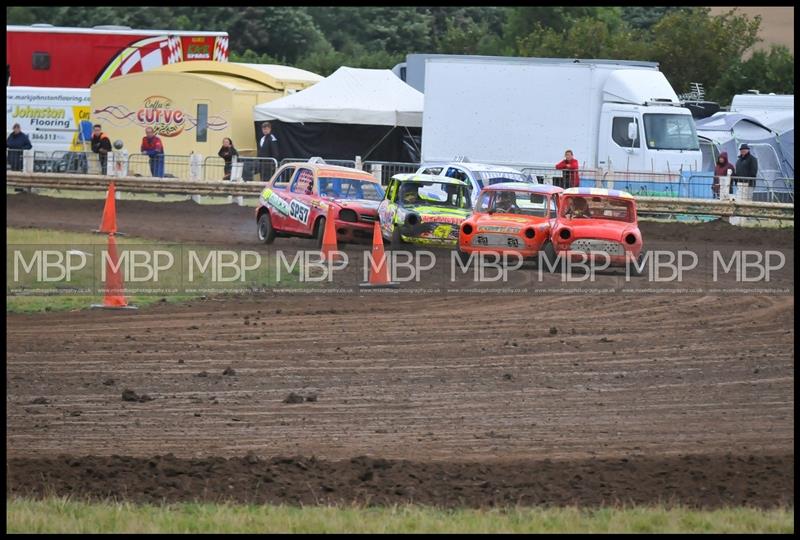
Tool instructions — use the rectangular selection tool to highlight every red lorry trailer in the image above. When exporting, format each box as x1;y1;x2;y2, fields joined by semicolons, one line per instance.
6;24;229;88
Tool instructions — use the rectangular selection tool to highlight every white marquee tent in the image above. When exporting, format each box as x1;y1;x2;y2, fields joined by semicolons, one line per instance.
252;66;424;162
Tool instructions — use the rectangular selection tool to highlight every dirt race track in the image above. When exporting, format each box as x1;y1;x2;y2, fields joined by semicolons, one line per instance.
6;193;795;509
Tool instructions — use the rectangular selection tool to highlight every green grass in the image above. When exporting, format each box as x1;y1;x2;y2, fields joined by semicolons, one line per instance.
8;187;260;207
5;498;793;533
7;228;301;314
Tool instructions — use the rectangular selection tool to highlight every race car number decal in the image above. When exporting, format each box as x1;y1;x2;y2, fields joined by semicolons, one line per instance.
262;188;290;216
473;234;521;248
289;199;311;225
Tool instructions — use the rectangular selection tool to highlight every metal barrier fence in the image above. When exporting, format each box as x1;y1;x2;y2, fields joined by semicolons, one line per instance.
519;165;795;203
203;156;277;182
8;150;277;183
8;150;795;204
6;149;27;172
125;153;190;179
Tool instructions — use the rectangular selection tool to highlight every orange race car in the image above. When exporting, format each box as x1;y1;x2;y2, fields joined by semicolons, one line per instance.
545;187;644;271
457;183;564;262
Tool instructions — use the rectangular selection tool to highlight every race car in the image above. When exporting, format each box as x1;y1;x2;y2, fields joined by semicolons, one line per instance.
416;160;535;207
256;159;385;246
457;183;564;262
544;187;644;270
378;173;472;248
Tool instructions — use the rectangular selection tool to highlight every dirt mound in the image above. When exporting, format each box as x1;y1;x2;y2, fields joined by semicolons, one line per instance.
6;453;792;509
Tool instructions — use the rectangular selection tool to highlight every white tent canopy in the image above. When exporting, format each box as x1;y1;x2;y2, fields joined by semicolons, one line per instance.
253;66;424;127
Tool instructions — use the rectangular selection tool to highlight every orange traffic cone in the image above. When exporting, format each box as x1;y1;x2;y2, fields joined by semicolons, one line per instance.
91;234;137;310
320;205;340;262
360;221;398;289
94;182;123;235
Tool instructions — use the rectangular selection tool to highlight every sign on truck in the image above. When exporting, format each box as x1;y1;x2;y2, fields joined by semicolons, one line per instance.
6;87;92;157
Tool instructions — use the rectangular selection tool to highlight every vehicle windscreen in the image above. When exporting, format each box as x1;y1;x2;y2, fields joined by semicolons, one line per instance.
643;113;700;151
318;177;385;201
560;195;634;222
473;170;531;189
476;190;553;217
398;181;470;209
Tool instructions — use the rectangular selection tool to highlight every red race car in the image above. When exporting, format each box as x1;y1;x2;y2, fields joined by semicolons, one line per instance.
256;160;385;246
545;187;644;271
457;183;564;262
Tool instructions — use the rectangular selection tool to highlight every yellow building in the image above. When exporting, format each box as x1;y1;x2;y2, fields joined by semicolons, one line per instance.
90;61;322;159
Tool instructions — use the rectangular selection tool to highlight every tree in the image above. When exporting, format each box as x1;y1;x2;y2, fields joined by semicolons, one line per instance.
503;6;623;53
710;45;795;104
517;17;648;61
7;6;36;25
437;18;492;55
648;8;761;100
229;49;279;66
621;7;690;30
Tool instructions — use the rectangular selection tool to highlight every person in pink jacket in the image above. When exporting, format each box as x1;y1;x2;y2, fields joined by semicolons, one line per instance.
555;149;580;188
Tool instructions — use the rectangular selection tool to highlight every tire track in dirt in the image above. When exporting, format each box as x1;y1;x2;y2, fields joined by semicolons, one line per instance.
8;292;794;462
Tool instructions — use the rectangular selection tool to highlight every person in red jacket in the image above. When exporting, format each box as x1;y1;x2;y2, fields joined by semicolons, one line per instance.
140;127;165;177
555;149;580;188
712;151;735;199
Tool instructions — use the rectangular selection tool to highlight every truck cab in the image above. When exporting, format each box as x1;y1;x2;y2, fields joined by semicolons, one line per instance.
597;104;700;174
596;70;701;176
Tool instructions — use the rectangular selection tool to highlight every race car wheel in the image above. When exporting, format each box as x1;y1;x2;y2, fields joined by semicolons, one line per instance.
541;241;562;272
315;217;327;249
257;212;276;244
391;226;405;246
627;251;645;277
456;244;470;266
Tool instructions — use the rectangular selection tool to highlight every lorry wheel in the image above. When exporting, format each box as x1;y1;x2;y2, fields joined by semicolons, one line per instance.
257;213;276;244
542;242;562;272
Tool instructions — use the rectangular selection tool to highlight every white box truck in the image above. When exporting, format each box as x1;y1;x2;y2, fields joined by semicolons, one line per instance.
6;86;92;171
421;56;703;185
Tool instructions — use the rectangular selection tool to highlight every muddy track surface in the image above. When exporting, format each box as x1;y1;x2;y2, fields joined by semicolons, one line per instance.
7;454;792;509
6;194;795;508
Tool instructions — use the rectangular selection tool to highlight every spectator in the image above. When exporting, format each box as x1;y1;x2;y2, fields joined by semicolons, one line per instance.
7;123;32;172
712;151;735;199
140;127;165;178
734;143;758;194
257;121;279;180
217;137;239;181
555;149;580;188
90;124;112;175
